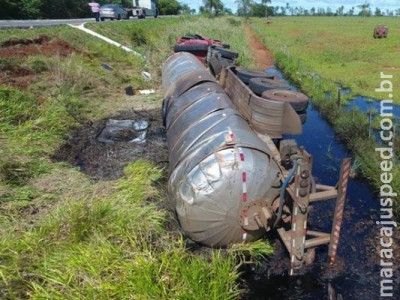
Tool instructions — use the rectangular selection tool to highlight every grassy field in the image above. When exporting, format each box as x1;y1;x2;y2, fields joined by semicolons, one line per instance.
250;17;400;102
0;17;272;299
250;17;400;217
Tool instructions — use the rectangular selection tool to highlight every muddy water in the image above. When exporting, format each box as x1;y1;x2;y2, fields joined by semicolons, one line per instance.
242;69;399;299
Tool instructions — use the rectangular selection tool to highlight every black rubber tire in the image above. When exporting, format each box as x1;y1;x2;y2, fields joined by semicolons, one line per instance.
236;68;275;84
101;17;105;21
261;89;309;112
249;78;290;96
173;44;209;52
213;47;238;59
117;14;121;20
162;98;169;127
111;18;114;21
208;55;223;77
298;112;307;124
219;57;234;67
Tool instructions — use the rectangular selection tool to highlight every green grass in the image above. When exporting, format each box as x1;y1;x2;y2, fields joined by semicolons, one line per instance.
249;17;400;217
0;161;241;299
250;17;400;102
0;17;267;299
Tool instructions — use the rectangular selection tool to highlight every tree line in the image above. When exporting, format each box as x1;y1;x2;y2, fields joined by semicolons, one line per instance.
197;1;400;17
268;3;400;17
2;0;400;19
0;0;187;19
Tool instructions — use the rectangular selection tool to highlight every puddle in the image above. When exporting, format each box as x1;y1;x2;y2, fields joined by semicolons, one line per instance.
241;70;400;299
346;95;400;116
53;108;168;180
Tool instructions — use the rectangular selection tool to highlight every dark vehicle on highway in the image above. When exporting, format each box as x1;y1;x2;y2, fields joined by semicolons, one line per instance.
100;4;129;21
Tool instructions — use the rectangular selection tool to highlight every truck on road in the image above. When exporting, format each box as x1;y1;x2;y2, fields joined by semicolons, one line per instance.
126;0;158;19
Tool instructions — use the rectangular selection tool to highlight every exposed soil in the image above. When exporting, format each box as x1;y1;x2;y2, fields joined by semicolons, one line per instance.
0;64;34;89
0;35;84;58
0;35;85;89
244;25;275;69
53;108;169;180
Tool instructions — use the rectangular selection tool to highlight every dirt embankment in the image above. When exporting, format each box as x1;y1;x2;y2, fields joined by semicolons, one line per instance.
0;35;84;89
244;25;274;69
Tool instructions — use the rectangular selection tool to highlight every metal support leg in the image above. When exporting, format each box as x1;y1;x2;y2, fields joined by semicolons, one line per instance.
328;158;352;265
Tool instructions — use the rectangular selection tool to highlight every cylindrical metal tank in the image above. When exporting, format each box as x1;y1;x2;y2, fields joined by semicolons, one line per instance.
162;52;280;247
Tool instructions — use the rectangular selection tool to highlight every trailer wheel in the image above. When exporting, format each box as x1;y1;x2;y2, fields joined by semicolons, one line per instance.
100;17;105;21
173;44;209;52
162;97;169;127
208;54;222;77
117;14;121;20
249;78;290;96
236;68;275;84
298;111;307;124
262;89;309;112
213;47;238;59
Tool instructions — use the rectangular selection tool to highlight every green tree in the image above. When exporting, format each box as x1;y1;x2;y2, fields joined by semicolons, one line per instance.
223;7;234;15
375;7;382;16
261;0;271;17
0;0;18;19
336;5;344;16
20;0;42;18
249;3;267;17
237;0;252;17
158;0;181;15
202;0;224;15
358;2;371;17
180;3;192;14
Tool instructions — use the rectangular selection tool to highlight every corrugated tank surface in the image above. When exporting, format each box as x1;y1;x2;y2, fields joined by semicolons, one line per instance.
163;52;280;247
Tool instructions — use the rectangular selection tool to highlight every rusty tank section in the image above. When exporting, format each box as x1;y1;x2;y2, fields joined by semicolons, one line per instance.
162;51;351;275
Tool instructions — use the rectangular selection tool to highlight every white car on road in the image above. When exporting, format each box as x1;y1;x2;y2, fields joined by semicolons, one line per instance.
100;4;129;21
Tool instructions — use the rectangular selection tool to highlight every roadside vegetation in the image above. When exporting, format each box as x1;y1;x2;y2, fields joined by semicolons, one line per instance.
0;16;271;299
249;17;400;217
251;17;400;102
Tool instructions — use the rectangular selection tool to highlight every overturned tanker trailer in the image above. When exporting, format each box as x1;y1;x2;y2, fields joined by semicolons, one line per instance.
162;52;351;275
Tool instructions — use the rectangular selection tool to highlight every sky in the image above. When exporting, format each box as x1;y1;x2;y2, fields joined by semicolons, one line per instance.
180;0;400;14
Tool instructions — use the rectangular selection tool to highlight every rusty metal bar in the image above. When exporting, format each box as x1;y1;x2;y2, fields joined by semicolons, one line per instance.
309;189;338;202
277;228;291;252
305;236;331;248
315;184;336;191
289;152;312;276
328;158;352;265
307;230;330;237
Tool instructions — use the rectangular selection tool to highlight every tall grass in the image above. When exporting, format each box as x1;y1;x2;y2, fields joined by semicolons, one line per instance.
0;161;242;299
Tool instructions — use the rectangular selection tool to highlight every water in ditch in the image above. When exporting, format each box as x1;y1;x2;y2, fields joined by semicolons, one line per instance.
241;68;399;299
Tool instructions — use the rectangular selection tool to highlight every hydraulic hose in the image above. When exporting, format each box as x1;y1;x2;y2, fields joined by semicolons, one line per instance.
274;160;299;228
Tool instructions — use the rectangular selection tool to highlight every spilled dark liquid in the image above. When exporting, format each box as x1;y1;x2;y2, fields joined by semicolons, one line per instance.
241;69;399;299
